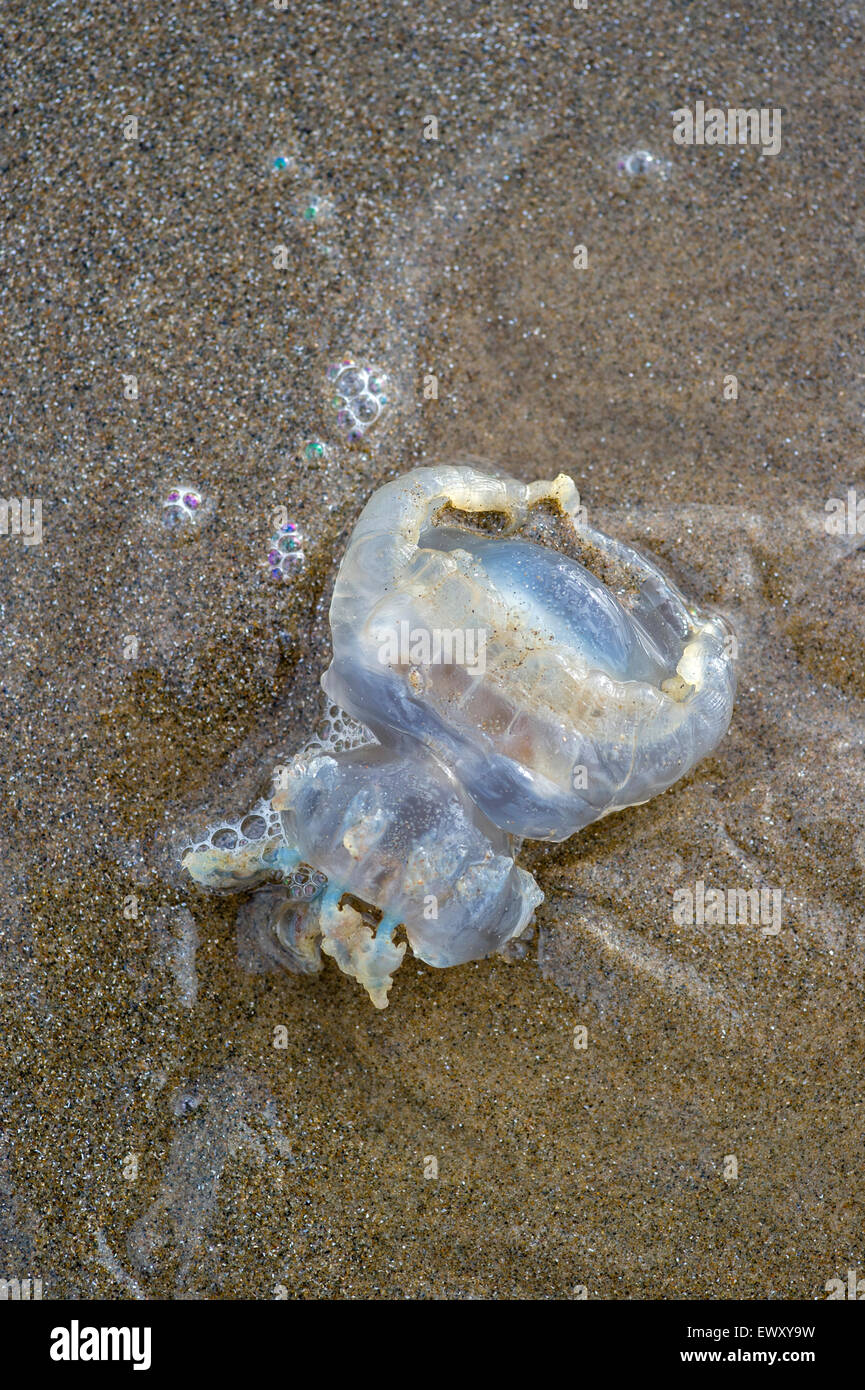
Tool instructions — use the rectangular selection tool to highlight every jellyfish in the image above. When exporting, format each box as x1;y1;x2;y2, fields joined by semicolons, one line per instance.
182;465;736;1006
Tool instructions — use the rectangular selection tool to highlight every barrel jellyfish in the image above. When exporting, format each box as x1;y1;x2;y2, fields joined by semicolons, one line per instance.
182;465;736;1007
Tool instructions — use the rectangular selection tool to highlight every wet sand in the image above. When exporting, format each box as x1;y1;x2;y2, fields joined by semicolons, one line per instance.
1;0;863;1298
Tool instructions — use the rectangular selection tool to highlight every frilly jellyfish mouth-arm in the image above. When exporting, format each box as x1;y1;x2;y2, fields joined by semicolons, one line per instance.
181;464;736;1006
183;744;542;1008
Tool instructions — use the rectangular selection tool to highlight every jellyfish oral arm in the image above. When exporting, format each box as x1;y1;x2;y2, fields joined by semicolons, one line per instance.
317;886;406;1010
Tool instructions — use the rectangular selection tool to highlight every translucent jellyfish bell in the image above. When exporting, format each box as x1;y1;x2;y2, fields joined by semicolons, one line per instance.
322;465;736;841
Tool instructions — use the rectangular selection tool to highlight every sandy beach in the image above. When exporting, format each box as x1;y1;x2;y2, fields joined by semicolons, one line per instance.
1;0;863;1299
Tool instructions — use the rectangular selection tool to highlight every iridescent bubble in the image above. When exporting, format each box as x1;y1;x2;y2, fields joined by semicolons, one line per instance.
162;486;203;526
336;369;365;398
617;149;672;180
327;359;389;441
264;517;305;581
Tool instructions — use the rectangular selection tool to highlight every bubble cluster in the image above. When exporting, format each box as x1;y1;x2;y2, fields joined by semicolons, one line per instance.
185;799;329;907
283;864;327;901
304;703;376;755
616;149;672;180
326;358;388;443
163;487;202;525
187;799;280;859
266;520;305;580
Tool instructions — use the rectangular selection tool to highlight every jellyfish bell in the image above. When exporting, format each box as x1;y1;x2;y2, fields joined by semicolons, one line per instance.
322;465;737;841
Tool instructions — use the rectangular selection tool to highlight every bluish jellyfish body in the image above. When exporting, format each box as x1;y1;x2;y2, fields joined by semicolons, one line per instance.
182;465;736;1005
